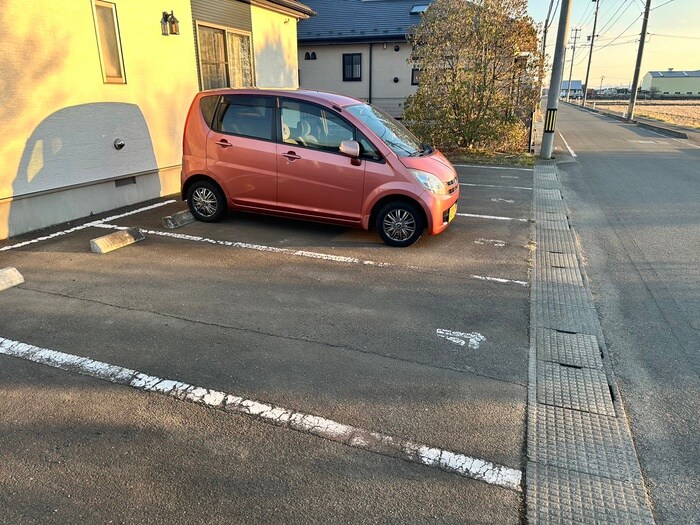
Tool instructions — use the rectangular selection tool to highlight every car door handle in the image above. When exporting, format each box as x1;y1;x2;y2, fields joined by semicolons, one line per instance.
282;151;301;160
215;139;232;148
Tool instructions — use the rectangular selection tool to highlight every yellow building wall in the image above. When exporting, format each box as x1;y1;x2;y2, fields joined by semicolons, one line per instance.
0;0;200;239
251;5;300;88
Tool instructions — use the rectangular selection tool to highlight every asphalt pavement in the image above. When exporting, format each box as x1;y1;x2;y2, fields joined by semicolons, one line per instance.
0;164;534;523
552;104;700;524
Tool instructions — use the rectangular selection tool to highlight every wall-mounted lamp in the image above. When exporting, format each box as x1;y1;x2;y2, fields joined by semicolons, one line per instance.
394;45;400;52
161;11;179;35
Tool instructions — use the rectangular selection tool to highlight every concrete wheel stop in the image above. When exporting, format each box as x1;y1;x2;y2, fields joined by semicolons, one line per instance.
0;267;24;292
162;210;194;229
90;228;145;254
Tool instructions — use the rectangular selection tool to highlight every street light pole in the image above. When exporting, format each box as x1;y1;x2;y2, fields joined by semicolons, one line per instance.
582;0;601;107
627;0;653;121
540;0;572;160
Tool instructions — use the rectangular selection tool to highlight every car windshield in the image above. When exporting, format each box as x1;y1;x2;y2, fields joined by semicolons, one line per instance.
346;103;428;157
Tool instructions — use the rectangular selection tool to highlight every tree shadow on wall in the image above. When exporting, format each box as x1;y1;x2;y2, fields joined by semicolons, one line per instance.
8;102;158;237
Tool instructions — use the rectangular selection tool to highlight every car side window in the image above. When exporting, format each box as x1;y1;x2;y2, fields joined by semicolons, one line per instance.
281;100;354;152
214;95;275;141
357;131;382;161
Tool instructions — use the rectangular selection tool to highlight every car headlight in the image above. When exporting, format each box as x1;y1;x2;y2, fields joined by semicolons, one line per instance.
409;169;448;195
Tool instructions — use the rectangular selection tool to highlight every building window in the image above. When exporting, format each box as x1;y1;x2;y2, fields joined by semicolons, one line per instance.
343;53;362;82
675;91;681;95
411;68;421;85
304;52;317;60
197;23;253;90
94;1;126;84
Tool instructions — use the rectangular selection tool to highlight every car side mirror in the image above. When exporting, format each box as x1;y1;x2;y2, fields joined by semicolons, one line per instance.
339;140;360;158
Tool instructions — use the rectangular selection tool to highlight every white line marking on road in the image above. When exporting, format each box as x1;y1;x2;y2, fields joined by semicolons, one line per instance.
500;175;520;179
457;213;529;222
474;238;506;247
471;275;528;287
0;200;176;252
0;336;522;491
453;164;532;172
558;131;577;157
436;329;485;349
491;198;515;204
460;183;533;191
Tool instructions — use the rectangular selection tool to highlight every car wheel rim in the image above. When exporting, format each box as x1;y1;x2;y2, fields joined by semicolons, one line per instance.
383;209;416;242
192;188;218;217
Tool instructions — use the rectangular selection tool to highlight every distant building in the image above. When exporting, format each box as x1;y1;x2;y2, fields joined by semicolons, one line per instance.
560;80;583;99
298;0;433;117
641;69;700;96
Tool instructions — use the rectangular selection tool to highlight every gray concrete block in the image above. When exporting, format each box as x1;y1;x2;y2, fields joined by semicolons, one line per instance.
90;228;145;254
162;210;195;229
0;267;24;292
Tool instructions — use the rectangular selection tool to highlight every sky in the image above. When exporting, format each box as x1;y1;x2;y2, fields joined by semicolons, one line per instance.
527;0;700;88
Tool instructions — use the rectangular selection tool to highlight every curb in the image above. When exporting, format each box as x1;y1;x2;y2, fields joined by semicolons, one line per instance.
90;228;145;254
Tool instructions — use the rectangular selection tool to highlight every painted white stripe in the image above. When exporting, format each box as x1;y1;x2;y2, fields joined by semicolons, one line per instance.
460;183;533;191
0;336;522;491
641;128;700;149
453;164;532;172
457;213;529;223
500;175;520;179
471;275;528;287
491;198;515;204
0;200;176;252
474;238;506;247
558;131;577;157
436;329;485;349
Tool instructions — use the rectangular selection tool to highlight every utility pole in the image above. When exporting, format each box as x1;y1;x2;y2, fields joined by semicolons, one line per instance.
566;28;581;102
582;0;601;107
627;0;652;121
540;0;572;160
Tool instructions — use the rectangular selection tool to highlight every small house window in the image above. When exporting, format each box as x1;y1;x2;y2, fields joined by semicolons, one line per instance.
411;68;421;85
304;51;317;60
343;53;362;82
197;24;253;90
94;0;126;83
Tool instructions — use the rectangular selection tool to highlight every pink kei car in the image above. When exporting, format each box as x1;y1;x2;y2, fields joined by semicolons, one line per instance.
181;89;459;247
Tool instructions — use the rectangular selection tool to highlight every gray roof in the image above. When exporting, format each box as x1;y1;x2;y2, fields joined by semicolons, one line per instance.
298;0;434;43
649;70;700;78
561;80;582;90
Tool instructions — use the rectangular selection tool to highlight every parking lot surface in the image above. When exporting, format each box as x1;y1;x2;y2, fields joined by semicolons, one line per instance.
1;164;534;524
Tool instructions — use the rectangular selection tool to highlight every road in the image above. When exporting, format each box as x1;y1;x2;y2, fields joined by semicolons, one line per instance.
553;104;700;524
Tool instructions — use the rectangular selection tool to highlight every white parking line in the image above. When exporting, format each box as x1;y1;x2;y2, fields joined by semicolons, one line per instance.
436;329;485;349
457;213;529;222
460;183;532;191
0;336;522;491
453;164;532;172
471;275;528;287
95;224;529;287
0;200;176;252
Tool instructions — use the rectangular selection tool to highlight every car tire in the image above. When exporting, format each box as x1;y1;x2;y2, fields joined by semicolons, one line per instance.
376;201;424;247
187;180;227;222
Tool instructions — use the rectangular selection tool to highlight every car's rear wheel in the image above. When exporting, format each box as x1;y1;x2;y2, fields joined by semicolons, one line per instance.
376;201;424;247
187;180;227;222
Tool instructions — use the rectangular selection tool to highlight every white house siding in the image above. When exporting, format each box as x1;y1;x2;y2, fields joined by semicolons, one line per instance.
299;42;418;117
0;0;199;240
252;5;300;88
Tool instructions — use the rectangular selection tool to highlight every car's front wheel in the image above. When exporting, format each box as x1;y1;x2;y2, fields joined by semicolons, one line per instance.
187;180;227;222
376;201;424;247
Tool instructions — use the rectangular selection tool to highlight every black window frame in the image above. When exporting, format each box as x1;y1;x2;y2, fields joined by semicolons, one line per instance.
212;94;278;143
411;68;421;86
342;53;362;82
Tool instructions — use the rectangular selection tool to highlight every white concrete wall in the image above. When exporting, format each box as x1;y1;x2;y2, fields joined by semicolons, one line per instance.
642;73;700;95
0;0;200;240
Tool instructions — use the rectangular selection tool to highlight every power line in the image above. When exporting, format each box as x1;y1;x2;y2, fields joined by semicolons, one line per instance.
596;13;643;51
597;0;636;36
649;32;700;40
651;0;676;10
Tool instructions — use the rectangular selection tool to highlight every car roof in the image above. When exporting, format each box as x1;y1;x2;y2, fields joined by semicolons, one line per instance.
197;88;365;109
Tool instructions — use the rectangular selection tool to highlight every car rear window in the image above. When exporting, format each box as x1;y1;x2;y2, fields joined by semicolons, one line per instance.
214;95;275;141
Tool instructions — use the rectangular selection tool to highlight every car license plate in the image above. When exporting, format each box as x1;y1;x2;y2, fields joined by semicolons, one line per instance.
448;204;457;223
